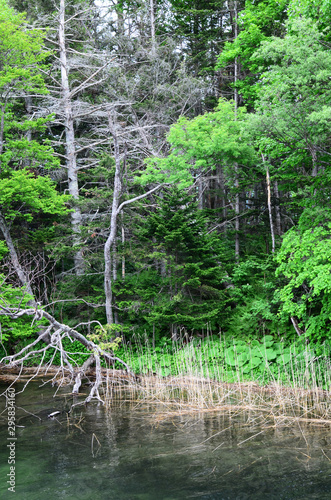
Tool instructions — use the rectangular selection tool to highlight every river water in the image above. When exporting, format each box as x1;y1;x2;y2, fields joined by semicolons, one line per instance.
1;380;331;499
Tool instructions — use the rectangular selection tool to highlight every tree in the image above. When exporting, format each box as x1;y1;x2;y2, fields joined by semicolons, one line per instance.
217;0;289;107
140;98;256;259
248;17;331;235
0;0;67;297
251;17;331;341
126;188;229;339
0;0;132;402
276;207;331;343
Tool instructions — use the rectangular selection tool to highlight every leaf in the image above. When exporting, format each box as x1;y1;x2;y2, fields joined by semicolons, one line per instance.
243;357;263;373
276;352;292;364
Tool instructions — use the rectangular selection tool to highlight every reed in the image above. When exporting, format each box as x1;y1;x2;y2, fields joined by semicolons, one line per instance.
105;335;331;424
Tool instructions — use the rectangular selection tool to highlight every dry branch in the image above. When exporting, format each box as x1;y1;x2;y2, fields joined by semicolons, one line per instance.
0;305;134;404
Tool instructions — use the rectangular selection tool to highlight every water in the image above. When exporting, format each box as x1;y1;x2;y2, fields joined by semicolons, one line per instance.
1;380;331;499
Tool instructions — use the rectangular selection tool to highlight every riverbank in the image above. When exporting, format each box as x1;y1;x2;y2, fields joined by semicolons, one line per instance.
1;362;331;425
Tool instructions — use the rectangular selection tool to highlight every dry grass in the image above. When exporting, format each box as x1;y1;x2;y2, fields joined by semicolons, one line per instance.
104;340;331;426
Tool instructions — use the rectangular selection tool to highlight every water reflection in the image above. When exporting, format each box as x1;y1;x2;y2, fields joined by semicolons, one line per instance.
0;381;331;499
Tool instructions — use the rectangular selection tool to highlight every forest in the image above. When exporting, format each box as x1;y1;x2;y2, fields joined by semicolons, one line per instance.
1;0;331;397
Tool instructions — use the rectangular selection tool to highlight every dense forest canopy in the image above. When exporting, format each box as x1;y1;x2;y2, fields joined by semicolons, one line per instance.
1;0;331;374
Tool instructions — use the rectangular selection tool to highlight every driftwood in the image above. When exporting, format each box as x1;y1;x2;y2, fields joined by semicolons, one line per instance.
0;305;135;404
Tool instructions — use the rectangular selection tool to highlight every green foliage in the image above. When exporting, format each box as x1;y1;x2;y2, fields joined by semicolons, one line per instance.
114;188;229;337
0;241;8;260
288;0;331;34
0;0;58;172
165;0;229;78
0;169;70;221
87;324;122;351
276;208;331;342
138;99;255;187
0;276;39;343
250;17;331;177
217;0;289;105
224;257;285;339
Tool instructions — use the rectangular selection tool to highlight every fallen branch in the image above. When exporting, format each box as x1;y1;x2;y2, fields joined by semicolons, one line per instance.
0;305;135;404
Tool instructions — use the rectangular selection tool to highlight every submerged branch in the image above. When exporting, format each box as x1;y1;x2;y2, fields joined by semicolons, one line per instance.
0;306;134;404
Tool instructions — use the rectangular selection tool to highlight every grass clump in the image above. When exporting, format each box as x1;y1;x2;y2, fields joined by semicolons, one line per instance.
110;333;331;422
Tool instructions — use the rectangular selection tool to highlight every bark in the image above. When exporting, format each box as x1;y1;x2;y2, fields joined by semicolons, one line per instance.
233;4;240;261
72;354;95;395
23;96;33;168
104;112;122;325
112;246;119;325
0;306;134;403
234;1;239;111
121;222;125;280
263;155;275;254
198;175;204;210
291;316;305;337
274;180;282;236
149;0;156;54
0;215;34;299
311;149;318;177
234;164;240;262
104;177;164;324
219;165;227;227
59;0;84;276
0;104;5;173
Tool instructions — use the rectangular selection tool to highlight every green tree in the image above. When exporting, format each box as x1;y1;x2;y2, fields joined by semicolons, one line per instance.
114;188;229;339
276;208;331;343
0;0;69;298
217;0;289;107
139;98;257;259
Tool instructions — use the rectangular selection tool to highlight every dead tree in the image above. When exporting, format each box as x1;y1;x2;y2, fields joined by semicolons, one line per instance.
0;304;133;404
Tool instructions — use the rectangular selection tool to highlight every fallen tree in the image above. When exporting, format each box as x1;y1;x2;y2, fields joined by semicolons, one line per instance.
0;303;134;404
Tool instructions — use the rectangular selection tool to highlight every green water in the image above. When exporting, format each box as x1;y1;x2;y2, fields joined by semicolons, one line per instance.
1;381;331;499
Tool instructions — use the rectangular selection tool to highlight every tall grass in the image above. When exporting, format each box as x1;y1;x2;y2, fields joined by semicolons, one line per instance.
106;335;331;423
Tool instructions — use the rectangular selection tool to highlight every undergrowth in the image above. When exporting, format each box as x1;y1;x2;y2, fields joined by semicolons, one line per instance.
115;334;331;391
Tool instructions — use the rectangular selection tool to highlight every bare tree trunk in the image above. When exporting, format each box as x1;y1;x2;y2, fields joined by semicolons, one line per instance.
219;166;227;228
263;154;275;254
104;113;122;325
59;0;84;276
150;0;156;54
0;104;5;173
291;316;304;337
274;180;282;236
24;96;33;168
233;2;240;262
0;216;34;298
112;244;119;325
198;175;203;209
311;149;318;177
104;112;164;324
234;1;239;111
121;222;125;279
0;306;134;403
234;166;240;262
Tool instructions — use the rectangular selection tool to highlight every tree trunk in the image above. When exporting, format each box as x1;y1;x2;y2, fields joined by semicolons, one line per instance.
0;104;5;173
121;222;125;280
263;155;275;254
104;113;122;325
274;180;282;236
0;215;34;298
150;0;156;54
235;164;240;262
104;112;164;324
59;0;84;276
233;3;240;261
234;1;239;111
